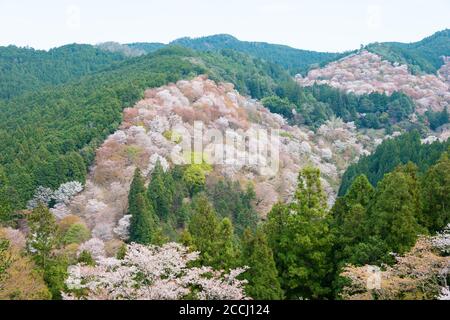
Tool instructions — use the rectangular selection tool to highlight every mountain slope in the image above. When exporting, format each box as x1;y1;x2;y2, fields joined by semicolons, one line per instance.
366;29;450;74
298;50;450;114
0;47;314;218
130;34;340;75
62;76;376;239
0;44;127;99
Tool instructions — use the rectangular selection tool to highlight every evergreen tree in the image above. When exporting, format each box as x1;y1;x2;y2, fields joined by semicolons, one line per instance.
186;194;220;267
332;175;374;264
214;218;239;270
366;163;424;255
266;167;333;299
421;152;450;232
128;169;157;244
147;161;172;222
27;204;58;269
241;228;283;300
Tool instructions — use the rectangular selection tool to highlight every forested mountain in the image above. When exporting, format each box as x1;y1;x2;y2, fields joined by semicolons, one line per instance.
0;46;294;220
0;30;449;301
0;44;127;99
128;34;341;75
366;29;450;74
339;130;450;195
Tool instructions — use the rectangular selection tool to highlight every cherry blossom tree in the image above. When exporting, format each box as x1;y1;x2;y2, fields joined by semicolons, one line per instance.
77;238;106;262
27;186;54;209
53;181;83;205
64;242;248;300
113;215;131;241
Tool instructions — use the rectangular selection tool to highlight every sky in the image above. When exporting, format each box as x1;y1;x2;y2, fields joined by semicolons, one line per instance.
0;0;449;52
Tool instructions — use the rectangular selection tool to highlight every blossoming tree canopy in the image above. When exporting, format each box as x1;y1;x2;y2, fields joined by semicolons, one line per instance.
64;242;248;300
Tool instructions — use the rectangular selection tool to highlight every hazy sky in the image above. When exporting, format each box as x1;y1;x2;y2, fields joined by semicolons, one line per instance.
0;0;449;52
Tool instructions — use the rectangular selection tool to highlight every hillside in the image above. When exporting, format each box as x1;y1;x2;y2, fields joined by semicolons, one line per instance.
339;130;450;195
366;29;450;74
1;30;449;302
59;76;379;240
127;34;340;75
298;50;450;114
0;44;127;99
0;47;298;219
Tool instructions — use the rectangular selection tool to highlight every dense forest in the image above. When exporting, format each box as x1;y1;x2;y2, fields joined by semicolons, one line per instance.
366;29;450;74
339;130;450;195
128;34;341;75
0;44;127;99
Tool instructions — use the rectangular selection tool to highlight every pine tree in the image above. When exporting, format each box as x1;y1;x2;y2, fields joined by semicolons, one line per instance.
128;168;157;244
241;228;283;300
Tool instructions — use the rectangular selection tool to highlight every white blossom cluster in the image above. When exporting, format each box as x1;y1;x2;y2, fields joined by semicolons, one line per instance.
27;181;83;210
113;215;131;241
438;286;450;300
52;181;84;204
298;50;450;114
432;224;450;255
64;242;248;300
77;238;106;262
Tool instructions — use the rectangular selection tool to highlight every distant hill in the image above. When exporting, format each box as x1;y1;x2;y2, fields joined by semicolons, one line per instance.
128;34;340;75
126;42;166;54
0;44;127;99
366;29;450;74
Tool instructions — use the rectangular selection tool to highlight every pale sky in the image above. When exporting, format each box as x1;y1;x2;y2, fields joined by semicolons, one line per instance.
0;0;449;52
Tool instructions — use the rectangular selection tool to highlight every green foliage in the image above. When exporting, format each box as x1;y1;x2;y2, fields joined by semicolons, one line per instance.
331;175;374;265
186;195;221;266
0;44;127;100
147;161;173;222
186;194;240;269
206;179;258;235
366;29;450;74
241;228;283;300
128;169;158;244
77;250;95;266
308;85;415;129
366;164;424;254
420;153;450;232
42;257;68;300
266;167;333;299
168;34;340;75
339;130;450;196
182;164;208;196
425;108;449;131
26;204;58;268
62;223;91;245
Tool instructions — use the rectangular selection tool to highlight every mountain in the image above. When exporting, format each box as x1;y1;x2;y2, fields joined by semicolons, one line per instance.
298;50;450;115
63;76;376;239
0;44;127;99
128;34;341;75
365;29;450;74
0;46;301;216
